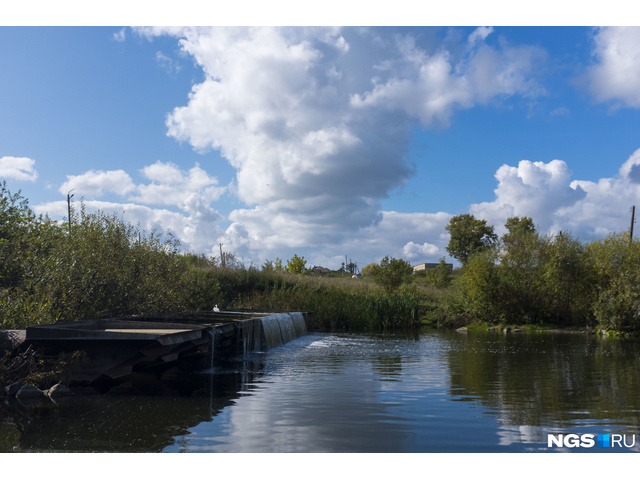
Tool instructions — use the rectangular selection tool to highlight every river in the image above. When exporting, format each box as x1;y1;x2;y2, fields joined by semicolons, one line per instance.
2;328;640;453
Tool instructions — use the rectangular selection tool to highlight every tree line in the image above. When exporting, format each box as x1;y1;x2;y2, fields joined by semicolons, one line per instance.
444;213;640;332
0;183;422;331
2;180;638;333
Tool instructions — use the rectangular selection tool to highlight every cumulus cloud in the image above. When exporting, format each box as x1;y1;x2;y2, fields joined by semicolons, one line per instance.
45;161;226;254
137;26;546;263
470;150;640;241
132;161;225;210
0;156;38;182
587;27;640;108
562;148;640;237
403;241;440;259
351;29;546;127
471;159;586;234
59;169;136;197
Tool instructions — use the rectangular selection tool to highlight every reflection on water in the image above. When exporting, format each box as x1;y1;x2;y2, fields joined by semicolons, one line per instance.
2;330;640;452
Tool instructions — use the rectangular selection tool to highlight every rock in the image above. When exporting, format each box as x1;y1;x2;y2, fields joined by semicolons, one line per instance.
45;383;73;400
456;327;468;334
16;384;45;399
0;380;5;398
5;382;22;396
487;326;500;332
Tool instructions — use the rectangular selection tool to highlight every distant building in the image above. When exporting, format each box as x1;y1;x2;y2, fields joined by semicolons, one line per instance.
413;262;453;273
311;265;331;275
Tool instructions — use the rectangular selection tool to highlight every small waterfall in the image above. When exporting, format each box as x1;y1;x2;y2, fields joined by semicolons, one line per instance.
289;312;307;338
277;314;296;344
261;315;285;350
259;313;307;351
241;319;256;358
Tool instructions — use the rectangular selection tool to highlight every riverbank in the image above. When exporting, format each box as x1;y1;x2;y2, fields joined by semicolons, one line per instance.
456;323;637;338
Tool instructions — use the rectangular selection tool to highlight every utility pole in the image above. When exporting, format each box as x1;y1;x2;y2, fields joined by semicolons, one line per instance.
219;243;225;268
631;206;636;242
67;189;74;235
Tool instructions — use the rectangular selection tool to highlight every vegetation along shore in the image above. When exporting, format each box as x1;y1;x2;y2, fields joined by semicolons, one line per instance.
3;181;640;389
4;180;640;337
2;181;640;335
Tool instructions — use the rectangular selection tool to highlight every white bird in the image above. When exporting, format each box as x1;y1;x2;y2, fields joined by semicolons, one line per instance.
213;305;220;312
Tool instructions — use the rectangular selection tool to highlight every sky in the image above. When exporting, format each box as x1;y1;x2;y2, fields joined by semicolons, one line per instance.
2;10;640;271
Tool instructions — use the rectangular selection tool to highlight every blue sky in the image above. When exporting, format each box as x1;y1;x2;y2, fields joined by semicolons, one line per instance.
2;18;640;270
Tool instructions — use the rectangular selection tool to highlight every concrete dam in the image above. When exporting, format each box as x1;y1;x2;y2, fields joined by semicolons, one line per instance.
23;310;309;390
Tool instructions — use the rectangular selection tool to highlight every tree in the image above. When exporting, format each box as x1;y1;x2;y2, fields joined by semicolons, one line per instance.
262;257;285;272
371;256;413;292
361;262;379;277
589;233;640;331
503;217;536;249
504;216;535;236
445;214;497;265
424;257;453;288
274;257;284;271
286;254;308;274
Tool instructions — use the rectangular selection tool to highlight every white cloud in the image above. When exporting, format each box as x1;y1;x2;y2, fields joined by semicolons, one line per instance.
43;161;226;255
132;161;225;211
59;169;136;197
403;241;440;259
470;150;640;240
141;27;546;263
587;27;640;108
0;156;38;182
471;159;586;234
351;30;546;127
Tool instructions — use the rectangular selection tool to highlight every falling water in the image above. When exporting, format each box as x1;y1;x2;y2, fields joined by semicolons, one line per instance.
261;315;284;350
241;320;256;358
259;313;307;351
289;312;307;338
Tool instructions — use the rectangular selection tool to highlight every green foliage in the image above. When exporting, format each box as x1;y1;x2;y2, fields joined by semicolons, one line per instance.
0;184;427;333
0;185;199;328
232;274;422;331
445;213;497;265
503;216;536;241
588;233;640;331
44;205;192;321
535;232;594;325
7;182;640;334
360;262;378;277
368;256;413;292
459;221;596;327
459;248;503;323
423;257;453;288
286;254;309;274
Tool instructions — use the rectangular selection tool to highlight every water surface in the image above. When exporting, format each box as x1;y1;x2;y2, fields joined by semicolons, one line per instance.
2;329;640;453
